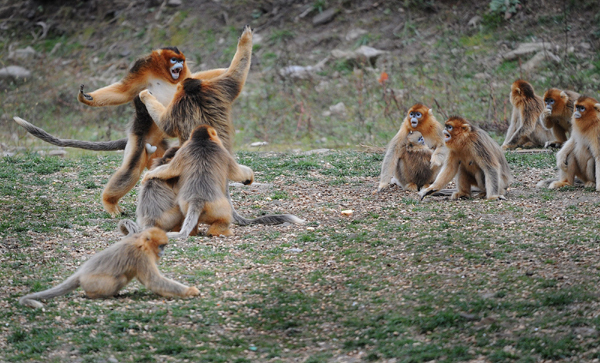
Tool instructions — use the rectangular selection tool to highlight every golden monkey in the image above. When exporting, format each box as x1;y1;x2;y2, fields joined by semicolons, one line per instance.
388;131;440;191
12;46;234;216
139;26;256;150
19;228;199;308
550;96;600;191
540;88;579;148
378;104;447;191
536;137;595;189
419;116;512;200
502;80;552;150
139;125;254;237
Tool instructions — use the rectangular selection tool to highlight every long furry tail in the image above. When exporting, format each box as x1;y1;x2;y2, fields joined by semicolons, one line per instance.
232;208;305;226
19;275;80;309
118;219;141;236
13;116;127;151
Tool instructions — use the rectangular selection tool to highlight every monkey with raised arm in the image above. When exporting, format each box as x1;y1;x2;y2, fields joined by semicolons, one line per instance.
540;88;579;148
19;228;199;309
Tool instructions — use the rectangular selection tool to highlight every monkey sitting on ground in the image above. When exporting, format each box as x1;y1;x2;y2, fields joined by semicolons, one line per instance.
19;228;199;308
378;104;447;191
137;125;255;238
502;80;552;150
557;96;600;191
536;136;595;189
419;116;512;200
387;131;440;191
540;88;579;148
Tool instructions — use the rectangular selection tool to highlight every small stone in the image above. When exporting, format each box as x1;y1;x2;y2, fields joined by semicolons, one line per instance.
250;141;268;147
313;8;339;26
345;28;367;41
167;0;182;7
341;210;353;216
0;66;31;80
329;102;347;116
48;149;67;157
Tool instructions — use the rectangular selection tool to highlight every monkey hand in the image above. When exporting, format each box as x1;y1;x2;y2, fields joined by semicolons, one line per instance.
584;181;595;188
139;89;155;103
141;172;155;184
78;84;93;103
376;182;389;193
418;187;436;200
242;177;253;185
185;286;200;297
239;25;253;46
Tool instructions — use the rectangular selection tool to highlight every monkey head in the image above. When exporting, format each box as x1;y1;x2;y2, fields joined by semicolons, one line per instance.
443;116;472;148
543;88;569;112
157;47;187;81
406;131;426;149
573;96;600;128
138;228;169;259
406;104;432;129
190;125;224;147
510;79;536;104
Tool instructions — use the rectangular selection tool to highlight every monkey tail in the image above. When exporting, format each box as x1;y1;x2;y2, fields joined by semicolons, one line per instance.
118;219;141;236
19;275;80;309
13;117;127;151
231;208;305;226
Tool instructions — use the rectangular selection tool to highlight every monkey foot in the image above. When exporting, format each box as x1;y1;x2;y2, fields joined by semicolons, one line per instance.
544;141;563;149
404;183;419;192
450;192;471;200
584;182;596;188
185;287;200;297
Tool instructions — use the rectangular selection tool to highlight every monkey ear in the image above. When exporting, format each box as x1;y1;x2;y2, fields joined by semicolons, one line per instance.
560;91;568;100
462;124;471;132
208;128;218;139
428;108;433;115
594;103;600;113
516;88;521;94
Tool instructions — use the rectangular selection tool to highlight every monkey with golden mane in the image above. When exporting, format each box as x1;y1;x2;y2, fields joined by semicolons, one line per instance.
13;46;227;216
378;104;447;191
133;125;254;238
540;88;579;148
550;96;600;191
19;228;199;308
419;116;512;200
502;80;552;150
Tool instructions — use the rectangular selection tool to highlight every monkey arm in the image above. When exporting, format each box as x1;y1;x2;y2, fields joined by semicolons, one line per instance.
228;163;254;185
377;130;404;191
191;68;227;80
139;90;177;137
430;145;448;168
556;138;574;171
137;264;196;298
141;164;181;184
540;109;554;130
502;108;520;148
212;26;253;103
418;157;459;200
78;81;147;107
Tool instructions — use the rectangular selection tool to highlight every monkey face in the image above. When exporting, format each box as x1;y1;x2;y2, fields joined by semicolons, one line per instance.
158;244;166;258
160;48;186;81
544;97;555;111
443;117;471;146
406;104;431;129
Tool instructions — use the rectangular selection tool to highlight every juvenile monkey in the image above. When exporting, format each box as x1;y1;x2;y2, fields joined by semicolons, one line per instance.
390;131;440;191
540;88;579;148
502;80;552;150
140;125;254;238
19;228;199;308
536;138;595;189
378;104;447;191
419;116;512;200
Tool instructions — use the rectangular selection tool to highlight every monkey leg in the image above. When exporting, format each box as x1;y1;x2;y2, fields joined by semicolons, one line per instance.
451;170;474;200
137;266;199;298
403;183;419;192
102;161;146;217
202;198;233;237
81;274;129;298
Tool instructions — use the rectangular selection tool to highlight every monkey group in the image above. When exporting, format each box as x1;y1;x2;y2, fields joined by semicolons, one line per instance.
14;27;600;309
17;26;306;308
379;78;600;200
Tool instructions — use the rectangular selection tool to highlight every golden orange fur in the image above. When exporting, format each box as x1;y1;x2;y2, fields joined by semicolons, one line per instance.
378;104;447;191
540;88;579;148
420;116;512;200
394;131;439;191
502;80;552;150
19;228;199;308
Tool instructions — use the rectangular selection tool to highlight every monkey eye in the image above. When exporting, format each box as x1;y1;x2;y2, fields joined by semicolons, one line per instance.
545;99;554;105
576;105;586;112
170;58;177;64
418;136;424;143
415;112;422;118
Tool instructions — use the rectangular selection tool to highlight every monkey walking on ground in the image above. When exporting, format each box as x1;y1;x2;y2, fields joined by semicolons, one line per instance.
419;116;512;201
19;228;199;308
502;80;552;150
378;104;447;191
123;125;254;238
540;88;579;148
